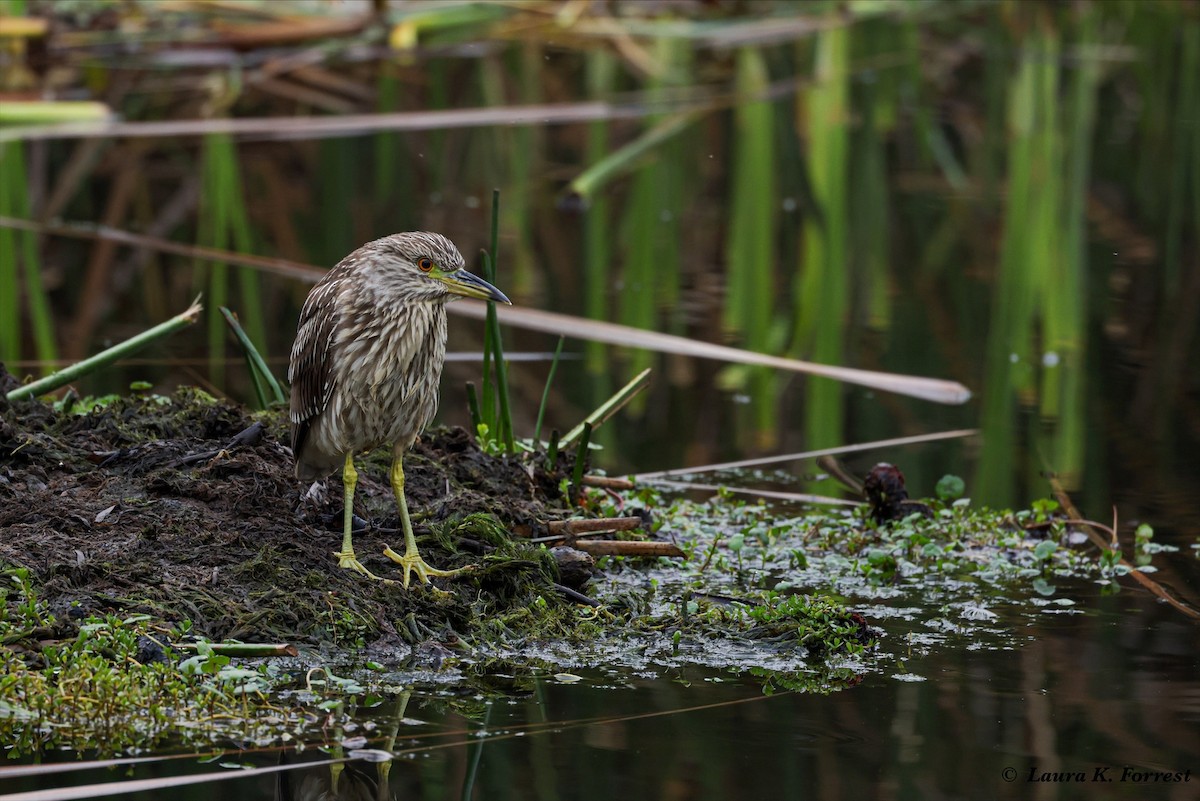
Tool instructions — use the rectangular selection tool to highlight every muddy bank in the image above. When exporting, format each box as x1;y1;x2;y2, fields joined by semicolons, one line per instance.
0;385;589;648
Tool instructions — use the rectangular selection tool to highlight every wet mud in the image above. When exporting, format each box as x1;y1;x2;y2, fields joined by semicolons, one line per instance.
0;384;585;649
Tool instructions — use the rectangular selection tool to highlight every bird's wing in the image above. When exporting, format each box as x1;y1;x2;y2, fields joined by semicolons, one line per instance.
288;276;342;457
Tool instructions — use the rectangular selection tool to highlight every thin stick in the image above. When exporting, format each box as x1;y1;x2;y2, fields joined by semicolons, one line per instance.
174;642;298;657
572;541;684;558
455;303;972;405
1047;474;1198;620
581;475;635;490
2;215;972;404
546;517;644;536
6;299;202;401
645;479;862;507
633;429;979;479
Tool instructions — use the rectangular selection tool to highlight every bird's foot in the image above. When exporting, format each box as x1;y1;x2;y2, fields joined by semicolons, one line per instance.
382;545;475;589
335;549;391;583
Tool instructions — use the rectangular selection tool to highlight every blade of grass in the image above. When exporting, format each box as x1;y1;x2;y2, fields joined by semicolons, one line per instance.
726;45;779;447
478;250;496;432
484;188;514;452
560;368;651;448
533;335;565;442
564;110;701;208
570;422;593;501
219;306;285;406
546;428;560;471
7;300;202;401
792;26;851;452
465;381;482;433
977;23;1046;505
0;141;57;373
488;320;514;453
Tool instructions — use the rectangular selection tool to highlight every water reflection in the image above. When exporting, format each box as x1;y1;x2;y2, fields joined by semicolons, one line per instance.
4;574;1194;801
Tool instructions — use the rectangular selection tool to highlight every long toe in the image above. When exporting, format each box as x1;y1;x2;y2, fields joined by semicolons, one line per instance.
382;545;474;588
335;550;391;583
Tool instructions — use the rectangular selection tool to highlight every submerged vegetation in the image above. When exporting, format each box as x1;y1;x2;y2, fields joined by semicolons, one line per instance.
0;2;1195;790
1;384;1181;756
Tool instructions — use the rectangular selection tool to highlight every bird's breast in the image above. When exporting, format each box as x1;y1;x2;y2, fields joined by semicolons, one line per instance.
328;304;448;450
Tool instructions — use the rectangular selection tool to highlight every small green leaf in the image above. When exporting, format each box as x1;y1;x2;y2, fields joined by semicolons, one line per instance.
1032;540;1057;561
935;474;965;501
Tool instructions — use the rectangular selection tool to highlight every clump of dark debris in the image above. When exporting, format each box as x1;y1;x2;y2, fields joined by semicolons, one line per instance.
0;381;589;649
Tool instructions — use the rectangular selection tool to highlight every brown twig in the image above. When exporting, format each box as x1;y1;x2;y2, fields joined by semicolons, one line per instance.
1047;474;1199;620
571;541;684;558
581;475;636;490
546;516;643;536
1023;518;1117;541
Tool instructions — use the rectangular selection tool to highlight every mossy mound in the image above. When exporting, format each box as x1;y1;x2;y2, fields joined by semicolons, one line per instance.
0;388;581;648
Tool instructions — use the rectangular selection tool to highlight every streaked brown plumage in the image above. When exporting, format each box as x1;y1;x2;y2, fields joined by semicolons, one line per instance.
289;232;510;586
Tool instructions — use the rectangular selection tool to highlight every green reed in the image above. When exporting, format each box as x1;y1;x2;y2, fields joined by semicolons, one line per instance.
196;131;265;389
795;27;850;452
0;141;57;373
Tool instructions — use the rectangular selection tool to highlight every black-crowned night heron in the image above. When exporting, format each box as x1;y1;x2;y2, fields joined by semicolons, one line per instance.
289;232;510;586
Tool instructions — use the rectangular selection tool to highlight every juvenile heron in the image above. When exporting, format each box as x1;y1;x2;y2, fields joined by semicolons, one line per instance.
289;232;510;587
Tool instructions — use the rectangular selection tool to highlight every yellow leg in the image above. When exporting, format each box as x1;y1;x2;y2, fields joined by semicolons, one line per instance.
382;451;472;588
335;454;387;581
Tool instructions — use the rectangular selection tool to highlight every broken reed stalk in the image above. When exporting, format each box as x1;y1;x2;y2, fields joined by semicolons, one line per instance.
547;516;644;536
220;306;285;406
5;299;202;401
532;514;645;544
633;429;979;480
175;642;298;657
580;474;636;490
571;540;684;558
561;367;651;447
0;216;972;406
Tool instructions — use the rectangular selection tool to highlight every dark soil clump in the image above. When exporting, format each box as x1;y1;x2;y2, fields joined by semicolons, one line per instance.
0;387;584;649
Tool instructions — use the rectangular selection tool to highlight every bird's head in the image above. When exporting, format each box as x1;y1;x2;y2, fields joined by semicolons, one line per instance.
366;231;511;305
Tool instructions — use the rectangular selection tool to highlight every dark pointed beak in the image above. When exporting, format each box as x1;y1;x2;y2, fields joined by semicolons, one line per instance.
442;269;511;304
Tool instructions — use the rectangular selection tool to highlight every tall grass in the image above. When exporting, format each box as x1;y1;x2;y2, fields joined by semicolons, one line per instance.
583;49;617;451
794;27;850;452
617;37;689;411
725;46;779;448
0;143;57;372
196;131;264;388
0;1;1195;505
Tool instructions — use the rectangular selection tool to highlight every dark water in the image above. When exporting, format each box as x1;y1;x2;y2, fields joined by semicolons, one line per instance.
5;570;1196;801
5;5;1199;799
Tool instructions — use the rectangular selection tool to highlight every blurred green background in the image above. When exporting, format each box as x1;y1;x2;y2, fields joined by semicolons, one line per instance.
1;0;1197;522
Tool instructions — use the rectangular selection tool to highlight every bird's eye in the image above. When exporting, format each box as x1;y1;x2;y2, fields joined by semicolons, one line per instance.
417;257;434;272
